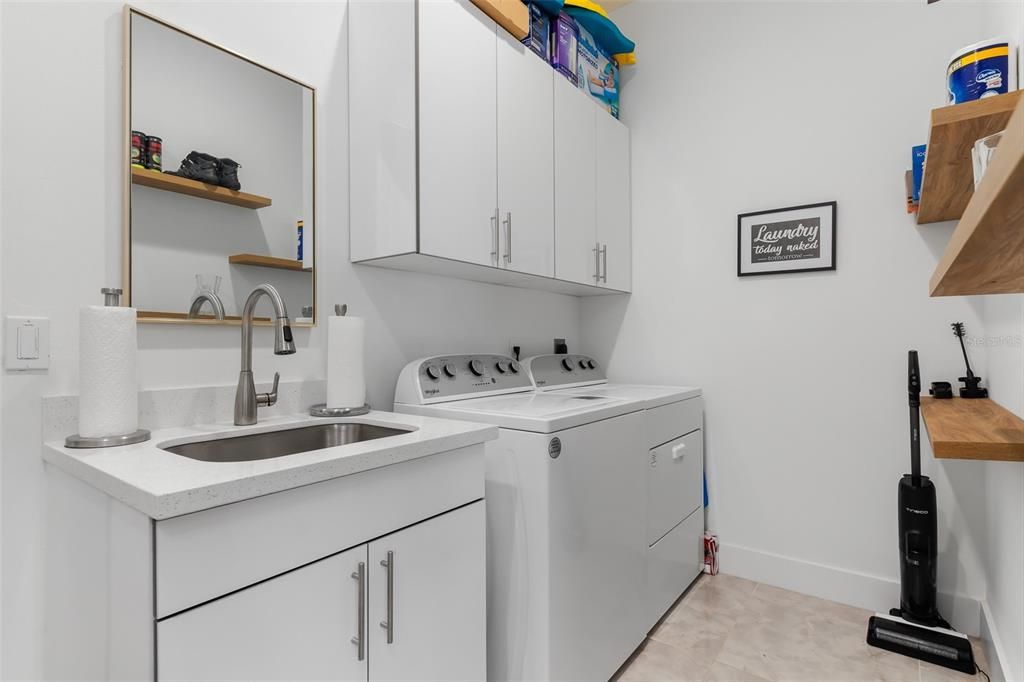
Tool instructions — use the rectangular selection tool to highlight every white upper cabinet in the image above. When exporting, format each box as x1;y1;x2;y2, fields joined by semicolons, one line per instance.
596;112;632;291
349;0;630;295
418;0;498;267
554;78;598;286
497;34;555;278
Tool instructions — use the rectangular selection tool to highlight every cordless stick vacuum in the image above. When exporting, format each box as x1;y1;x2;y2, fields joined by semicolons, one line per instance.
866;351;977;674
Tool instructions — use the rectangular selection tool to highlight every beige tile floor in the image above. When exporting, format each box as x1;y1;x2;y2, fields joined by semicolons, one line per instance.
614;574;988;682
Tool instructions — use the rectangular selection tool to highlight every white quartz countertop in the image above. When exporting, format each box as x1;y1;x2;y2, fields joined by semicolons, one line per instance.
43;411;497;520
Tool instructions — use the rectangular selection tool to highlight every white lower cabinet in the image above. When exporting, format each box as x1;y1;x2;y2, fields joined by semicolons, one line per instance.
368;502;486;681
158;546;369;681
158;502;485;682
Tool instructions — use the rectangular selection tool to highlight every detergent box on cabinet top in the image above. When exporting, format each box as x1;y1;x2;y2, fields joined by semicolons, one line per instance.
576;23;619;118
550;12;579;85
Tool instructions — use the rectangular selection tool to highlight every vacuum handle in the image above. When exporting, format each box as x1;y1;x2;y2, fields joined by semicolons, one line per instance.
908;350;920;407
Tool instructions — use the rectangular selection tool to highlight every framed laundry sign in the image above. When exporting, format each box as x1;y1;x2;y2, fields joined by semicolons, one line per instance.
737;201;837;277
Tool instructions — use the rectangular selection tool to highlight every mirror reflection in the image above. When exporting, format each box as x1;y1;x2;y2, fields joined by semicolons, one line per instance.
127;10;315;325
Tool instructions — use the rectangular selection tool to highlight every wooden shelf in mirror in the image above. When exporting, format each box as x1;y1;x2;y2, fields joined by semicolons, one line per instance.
929;93;1024;296
137;310;314;328
920;397;1024;462
131;167;273;209
228;254;310;271
916;91;1021;225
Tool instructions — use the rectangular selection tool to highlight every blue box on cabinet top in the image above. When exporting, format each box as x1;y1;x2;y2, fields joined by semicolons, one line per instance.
551;12;578;85
522;3;550;60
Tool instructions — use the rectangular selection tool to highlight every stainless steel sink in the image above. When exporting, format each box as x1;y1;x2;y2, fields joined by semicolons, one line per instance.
163;423;411;463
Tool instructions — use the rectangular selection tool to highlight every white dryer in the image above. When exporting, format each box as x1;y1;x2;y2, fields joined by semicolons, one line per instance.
525;354;706;631
394;354;649;682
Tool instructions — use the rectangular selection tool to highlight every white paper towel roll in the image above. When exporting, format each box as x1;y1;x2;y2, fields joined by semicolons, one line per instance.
78;306;139;438
327;316;367;409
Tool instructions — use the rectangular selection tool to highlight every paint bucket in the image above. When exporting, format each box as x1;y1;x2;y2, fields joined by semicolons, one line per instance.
947;38;1016;105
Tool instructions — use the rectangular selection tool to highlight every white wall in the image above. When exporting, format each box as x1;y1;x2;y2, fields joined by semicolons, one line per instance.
587;0;1014;643
0;3;580;679
974;3;1024;680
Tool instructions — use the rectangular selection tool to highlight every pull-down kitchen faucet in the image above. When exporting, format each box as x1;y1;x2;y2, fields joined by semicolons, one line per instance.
234;284;296;425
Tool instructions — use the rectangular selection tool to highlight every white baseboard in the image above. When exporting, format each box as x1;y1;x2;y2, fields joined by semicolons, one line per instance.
979;599;1015;682
719;542;981;636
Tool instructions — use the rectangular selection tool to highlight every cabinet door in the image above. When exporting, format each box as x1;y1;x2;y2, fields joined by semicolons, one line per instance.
158;546;369;681
497;34;554;277
368;502;486;682
553;77;598;285
418;0;499;267
596;111;632;291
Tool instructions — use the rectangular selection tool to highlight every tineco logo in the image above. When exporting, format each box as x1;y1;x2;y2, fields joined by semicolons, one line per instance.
905;507;929;515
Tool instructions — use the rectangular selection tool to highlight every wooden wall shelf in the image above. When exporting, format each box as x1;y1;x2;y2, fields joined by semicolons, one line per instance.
131;167;272;209
137;310;314;328
929;94;1024;296
916;91;1021;225
920;397;1024;462
228;253;310;271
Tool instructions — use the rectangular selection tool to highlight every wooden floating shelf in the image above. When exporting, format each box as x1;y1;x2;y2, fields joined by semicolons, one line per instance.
228;254;310;271
137;310;314;328
131;166;272;209
930;93;1024;296
916;91;1021;225
920;397;1024;462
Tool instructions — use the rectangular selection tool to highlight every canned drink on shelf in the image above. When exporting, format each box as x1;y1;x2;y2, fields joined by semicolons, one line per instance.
131;130;147;168
145;135;162;171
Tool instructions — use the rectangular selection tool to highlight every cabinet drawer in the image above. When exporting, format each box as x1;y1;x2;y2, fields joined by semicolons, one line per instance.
645;397;702;449
647;430;703;546
155;445;483;618
645;508;704;631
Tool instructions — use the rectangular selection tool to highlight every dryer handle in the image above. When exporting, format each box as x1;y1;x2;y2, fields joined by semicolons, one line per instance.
671;442;687;460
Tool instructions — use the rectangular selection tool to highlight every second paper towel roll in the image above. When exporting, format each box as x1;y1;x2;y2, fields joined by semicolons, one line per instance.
79;305;139;438
327;316;367;408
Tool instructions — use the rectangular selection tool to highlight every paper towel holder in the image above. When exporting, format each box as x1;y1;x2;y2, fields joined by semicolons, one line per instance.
65;429;152;449
309;403;371;418
65;287;152;448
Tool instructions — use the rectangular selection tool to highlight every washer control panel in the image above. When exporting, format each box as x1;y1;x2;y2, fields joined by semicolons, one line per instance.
410;354;532;401
528;354;606;388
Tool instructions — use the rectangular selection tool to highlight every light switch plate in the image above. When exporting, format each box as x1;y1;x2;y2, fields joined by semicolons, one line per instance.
5;316;50;370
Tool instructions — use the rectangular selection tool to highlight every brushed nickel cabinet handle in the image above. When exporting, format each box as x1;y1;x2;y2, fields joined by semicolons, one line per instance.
600;244;608;283
490;210;499;266
379;551;394;644
351;562;365;661
593;242;601;281
504;212;512;264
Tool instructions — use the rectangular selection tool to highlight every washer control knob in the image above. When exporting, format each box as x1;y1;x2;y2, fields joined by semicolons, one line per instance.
443;362;457;378
587;359;596;370
496;361;509;374
578;359;588;370
561;358;574;372
509;361;521;374
469;359;485;376
425;365;441;381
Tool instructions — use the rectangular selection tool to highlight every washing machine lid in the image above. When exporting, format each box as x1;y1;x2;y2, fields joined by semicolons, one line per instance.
557;383;702;409
421;391;642;433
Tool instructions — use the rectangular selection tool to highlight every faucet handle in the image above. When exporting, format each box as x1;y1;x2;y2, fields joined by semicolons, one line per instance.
257;372;281;408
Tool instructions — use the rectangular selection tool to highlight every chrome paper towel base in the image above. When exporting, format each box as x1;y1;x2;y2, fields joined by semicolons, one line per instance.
65;428;151;449
309;403;371;418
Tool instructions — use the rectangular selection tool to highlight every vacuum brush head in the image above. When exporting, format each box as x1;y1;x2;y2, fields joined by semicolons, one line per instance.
867;614;975;674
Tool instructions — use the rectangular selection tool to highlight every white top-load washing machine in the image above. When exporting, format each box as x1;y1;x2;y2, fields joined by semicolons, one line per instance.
394;354;649;682
525;354;706;631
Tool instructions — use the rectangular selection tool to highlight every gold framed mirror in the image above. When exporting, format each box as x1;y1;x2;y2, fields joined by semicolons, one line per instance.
123;6;316;327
